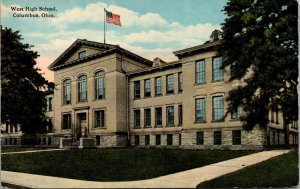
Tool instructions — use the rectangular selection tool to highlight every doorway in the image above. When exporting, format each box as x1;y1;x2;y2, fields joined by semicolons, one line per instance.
75;113;86;141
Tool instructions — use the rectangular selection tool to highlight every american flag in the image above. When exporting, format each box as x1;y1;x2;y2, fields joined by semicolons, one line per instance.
106;10;121;26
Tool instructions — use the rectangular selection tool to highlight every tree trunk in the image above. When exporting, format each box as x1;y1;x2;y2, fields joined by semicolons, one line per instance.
283;118;290;147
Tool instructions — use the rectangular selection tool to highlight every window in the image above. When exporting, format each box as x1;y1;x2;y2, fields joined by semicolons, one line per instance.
63;79;71;105
48;97;53;111
135;135;140;146
178;72;183;92
179;134;182;145
62;113;71;130
196;98;206;122
232;106;243;120
213;96;224;121
166;106;174;126
212;57;223;81
134;110;141;128
196;60;205;84
95;71;105;100
134;81;140;99
155;107;162;127
167;134;173;145
196;132;204;145
232;130;241;145
270;110;275;123
156;135;161;145
166;74;174;94
144;109;151;128
94;110;105;128
78;51;86;58
96;135;100;145
155;77;162;96
214;131;222;145
275;110;279;124
178;105;183;126
145;135;150;145
144;79;151;97
78;75;87;102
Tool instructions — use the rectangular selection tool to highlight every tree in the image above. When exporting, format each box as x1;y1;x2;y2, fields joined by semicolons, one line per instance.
219;0;298;145
1;27;54;134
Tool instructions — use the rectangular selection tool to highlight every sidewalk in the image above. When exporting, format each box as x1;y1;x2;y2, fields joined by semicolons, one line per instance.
1;149;66;155
1;149;291;188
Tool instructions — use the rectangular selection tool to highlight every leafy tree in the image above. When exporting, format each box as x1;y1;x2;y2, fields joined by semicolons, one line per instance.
1;27;54;134
219;0;298;145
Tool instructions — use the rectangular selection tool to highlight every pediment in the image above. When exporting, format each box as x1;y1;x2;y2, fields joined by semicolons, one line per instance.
48;39;116;70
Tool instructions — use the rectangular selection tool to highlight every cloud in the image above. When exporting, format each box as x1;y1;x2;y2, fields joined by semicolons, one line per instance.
1;3;11;17
123;23;221;47
50;2;168;27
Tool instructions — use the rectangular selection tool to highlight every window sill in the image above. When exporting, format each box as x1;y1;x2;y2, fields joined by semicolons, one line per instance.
92;127;106;130
211;120;225;123
155;125;163;128
211;80;224;83
76;101;88;104
166;93;174;96
60;129;71;132
133;98;141;100
195;82;206;86
143;96;152;99
195;121;206;124
144;126;152;129
133;127;141;129
230;119;241;122
166;125;175;127
93;98;106;102
155;94;163;97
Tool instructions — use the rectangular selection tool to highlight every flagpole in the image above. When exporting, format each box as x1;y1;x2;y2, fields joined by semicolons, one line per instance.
104;8;106;44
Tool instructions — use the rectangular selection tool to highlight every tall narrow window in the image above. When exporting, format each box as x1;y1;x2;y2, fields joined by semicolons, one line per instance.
232;130;241;145
94;110;105;128
195;98;206;122
134;81;140;99
232;106;243;120
166;74;174;94
95;71;105;100
144;79;151;97
63;79;71;105
166;106;174;126
155;107;162;127
213;96;224;121
196;132;204;145
134;110;141;128
212;57;223;81
144;109;151;128
156;134;161;145
196;60;205;84
178;105;183;126
48;97;53;111
62;113;71;130
135;135;140;146
78;75;87;102
155;77;162;96
178;72;183;92
167;134;173;145
275;110;279;124
214;131;222;145
145;135;150;145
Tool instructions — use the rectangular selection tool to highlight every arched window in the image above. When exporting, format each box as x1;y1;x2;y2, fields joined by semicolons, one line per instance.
63;79;71;105
95;71;105;99
78;75;87;102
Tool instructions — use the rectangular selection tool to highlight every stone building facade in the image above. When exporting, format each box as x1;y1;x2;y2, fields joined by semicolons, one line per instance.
1;31;298;149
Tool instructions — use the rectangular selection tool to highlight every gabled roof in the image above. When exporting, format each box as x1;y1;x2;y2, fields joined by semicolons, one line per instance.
48;39;152;71
172;39;223;59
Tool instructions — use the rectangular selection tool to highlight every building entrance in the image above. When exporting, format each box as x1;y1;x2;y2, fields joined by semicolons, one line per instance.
75;113;86;141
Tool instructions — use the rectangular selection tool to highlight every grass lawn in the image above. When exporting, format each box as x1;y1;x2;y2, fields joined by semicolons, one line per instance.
2;148;255;181
197;150;299;188
1;146;52;153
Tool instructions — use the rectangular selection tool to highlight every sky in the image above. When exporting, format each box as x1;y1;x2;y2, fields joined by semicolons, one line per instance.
1;0;228;82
